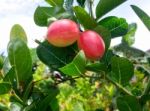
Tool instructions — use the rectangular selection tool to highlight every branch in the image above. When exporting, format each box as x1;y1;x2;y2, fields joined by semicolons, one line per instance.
55;76;81;85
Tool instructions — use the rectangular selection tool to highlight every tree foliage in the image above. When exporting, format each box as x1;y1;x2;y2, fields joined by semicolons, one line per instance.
0;0;150;111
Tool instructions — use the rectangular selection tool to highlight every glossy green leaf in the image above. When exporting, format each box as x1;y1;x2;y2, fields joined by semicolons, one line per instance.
45;0;64;6
110;56;134;86
7;39;32;83
36;40;76;69
122;23;137;46
86;62;107;72
76;0;86;7
131;5;150;31
117;96;142;111
59;50;86;76
0;82;11;95
96;0;127;19
98;16;128;38
73;6;97;29
94;25;111;51
10;24;27;43
34;6;64;26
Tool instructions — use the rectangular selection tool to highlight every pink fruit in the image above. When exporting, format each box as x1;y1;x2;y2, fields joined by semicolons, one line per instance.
47;19;80;47
78;30;105;60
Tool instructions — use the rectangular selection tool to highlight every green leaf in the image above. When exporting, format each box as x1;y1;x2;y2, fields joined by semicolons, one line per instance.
30;48;39;63
36;40;76;69
10;94;24;105
49;98;59;111
122;23;137;46
0;82;11;95
117;96;142;111
94;25;111;51
59;50;86;76
23;81;33;102
37;87;59;111
140;94;150;105
96;0;127;19
113;43;146;57
54;12;72;20
34;6;64;26
0;55;4;69
73;102;84;111
0;103;9;111
73;6;97;29
7;39;32;83
86;62;107;72
101;50;115;65
3;67;15;84
10;24;27;43
2;57;11;74
76;0;86;7
110;56;134;86
131;5;150;31
98;16;128;38
45;0;64;6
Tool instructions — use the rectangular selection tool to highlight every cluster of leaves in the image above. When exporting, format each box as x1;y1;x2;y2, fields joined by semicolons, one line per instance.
0;0;150;111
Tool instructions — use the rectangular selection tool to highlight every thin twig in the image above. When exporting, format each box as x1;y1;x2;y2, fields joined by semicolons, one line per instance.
88;0;94;19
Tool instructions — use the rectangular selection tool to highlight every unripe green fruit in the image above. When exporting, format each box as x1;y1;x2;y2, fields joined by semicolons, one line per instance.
78;30;105;60
47;19;80;47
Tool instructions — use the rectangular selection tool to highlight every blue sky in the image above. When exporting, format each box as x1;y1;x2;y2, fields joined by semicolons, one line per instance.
0;0;150;54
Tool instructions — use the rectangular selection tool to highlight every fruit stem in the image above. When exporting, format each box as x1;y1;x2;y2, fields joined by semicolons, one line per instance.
88;0;94;19
35;39;42;44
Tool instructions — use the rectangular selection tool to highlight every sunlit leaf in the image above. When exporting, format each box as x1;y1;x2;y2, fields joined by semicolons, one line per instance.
8;39;32;83
59;50;86;76
10;24;27;43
